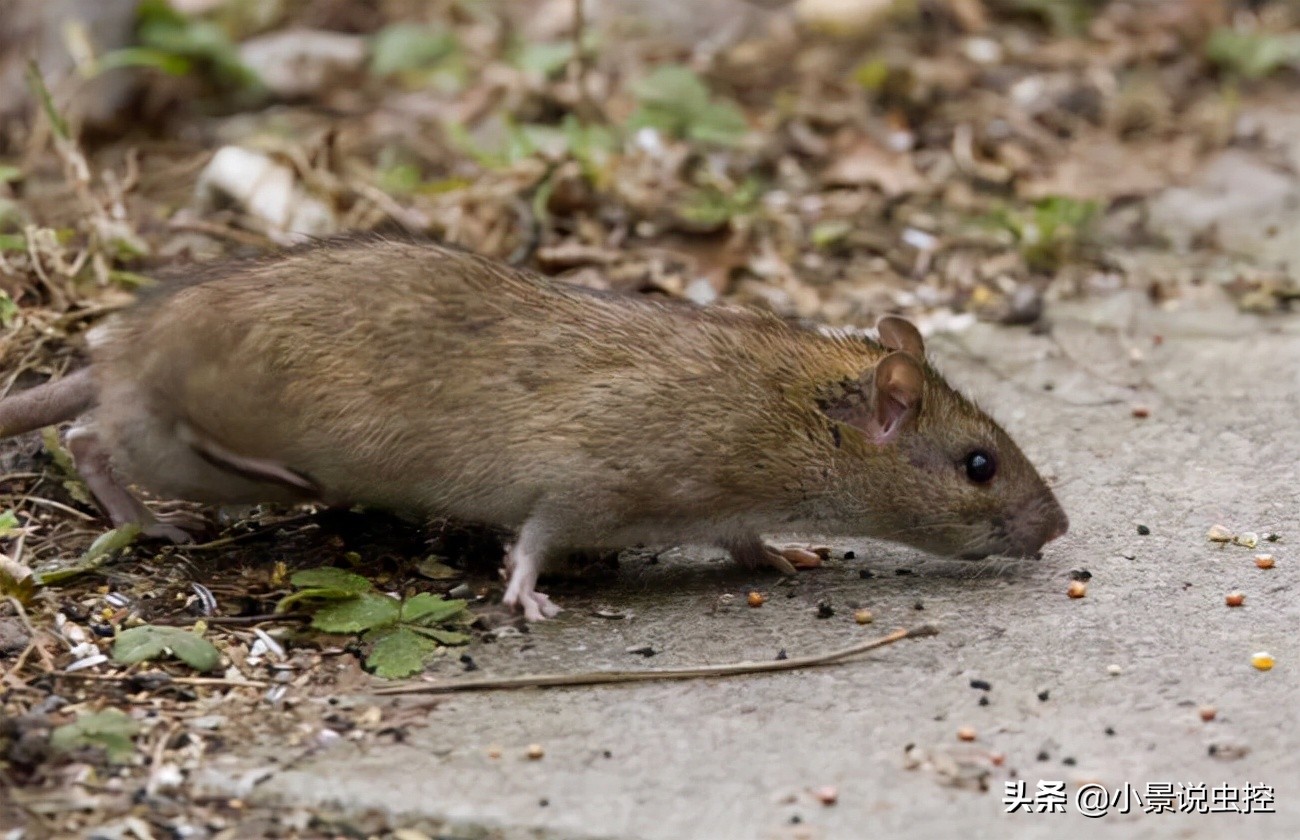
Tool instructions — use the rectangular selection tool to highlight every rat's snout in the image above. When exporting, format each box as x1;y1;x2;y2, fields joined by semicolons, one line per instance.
1045;507;1069;544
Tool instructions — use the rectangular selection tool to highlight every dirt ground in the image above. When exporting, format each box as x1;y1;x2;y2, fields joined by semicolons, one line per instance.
2;1;1300;838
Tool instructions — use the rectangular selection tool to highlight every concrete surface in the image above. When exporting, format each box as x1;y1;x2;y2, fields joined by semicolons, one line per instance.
191;294;1300;839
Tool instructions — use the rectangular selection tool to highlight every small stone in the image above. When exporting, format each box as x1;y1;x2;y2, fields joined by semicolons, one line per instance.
1234;532;1259;549
1206;524;1233;542
526;744;545;760
1067;581;1087;599
1255;554;1275;569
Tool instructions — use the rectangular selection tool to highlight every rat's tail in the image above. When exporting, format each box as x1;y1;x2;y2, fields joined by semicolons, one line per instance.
0;368;96;438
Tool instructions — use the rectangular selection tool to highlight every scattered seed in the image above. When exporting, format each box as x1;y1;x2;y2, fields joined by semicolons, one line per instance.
857;569;873;579
1198;706;1217;722
1225;592;1244;608
957;726;977;742
989;752;1006;767
1206;524;1233;543
1136;524;1150;535
1131;406;1150;418
1234;532;1258;549
526;744;545;760
1037;690;1050;702
1254;554;1275;569
1107;664;1122;677
1069;569;1092;581
969;679;991;691
747;591;765;608
487;745;502;759
816;600;835;619
812;786;838;806
1067;580;1087;599
1251;652;1274;672
853;608;874;625
978;696;989;707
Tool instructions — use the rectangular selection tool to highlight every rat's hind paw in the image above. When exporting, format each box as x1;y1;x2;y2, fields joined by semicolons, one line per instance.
507;588;562;622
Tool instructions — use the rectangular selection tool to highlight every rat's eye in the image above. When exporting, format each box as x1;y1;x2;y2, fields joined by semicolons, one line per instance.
964;450;997;484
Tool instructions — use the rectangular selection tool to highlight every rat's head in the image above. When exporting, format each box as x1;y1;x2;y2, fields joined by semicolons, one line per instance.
818;317;1068;559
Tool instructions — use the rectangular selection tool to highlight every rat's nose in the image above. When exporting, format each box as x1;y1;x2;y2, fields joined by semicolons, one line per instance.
1045;508;1069;544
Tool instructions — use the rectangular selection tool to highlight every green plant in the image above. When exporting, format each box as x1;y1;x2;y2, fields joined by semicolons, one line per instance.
627;65;749;146
113;624;222;671
279;567;471;678
1206;27;1300;80
50;710;141;764
987;196;1099;272
99;0;260;92
677;176;764;230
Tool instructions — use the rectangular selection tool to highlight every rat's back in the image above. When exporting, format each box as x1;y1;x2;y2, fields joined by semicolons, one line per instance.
92;236;845;528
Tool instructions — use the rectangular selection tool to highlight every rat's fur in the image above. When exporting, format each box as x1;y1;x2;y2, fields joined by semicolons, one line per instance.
0;236;1067;618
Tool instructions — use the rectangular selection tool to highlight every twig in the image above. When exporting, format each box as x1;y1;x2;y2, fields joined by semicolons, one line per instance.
375;624;938;695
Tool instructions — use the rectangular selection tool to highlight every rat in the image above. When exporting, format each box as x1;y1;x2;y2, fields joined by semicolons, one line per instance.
0;235;1068;620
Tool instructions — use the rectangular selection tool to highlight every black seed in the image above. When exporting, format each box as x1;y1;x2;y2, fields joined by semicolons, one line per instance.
1038;690;1050;702
1105;727;1115;736
895;568;913;576
816;601;835;619
1037;751;1050;761
1069;569;1092;581
539;798;549;807
775;649;788;661
913;600;924;610
970;679;992;691
844;550;856;560
1136;525;1150;535
978;696;989;707
857;568;873;579
1063;757;1077;766
460;654;478;672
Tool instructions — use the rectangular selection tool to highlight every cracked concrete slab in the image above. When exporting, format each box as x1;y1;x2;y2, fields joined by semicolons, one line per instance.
190;294;1300;839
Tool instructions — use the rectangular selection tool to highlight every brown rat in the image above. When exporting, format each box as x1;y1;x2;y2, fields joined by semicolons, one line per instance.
0;235;1067;619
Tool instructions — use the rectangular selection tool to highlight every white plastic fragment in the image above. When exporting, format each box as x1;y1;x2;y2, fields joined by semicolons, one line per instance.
195;146;336;239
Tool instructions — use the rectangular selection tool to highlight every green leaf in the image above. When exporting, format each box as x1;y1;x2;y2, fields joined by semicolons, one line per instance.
50;710;141;764
400;593;467;626
1206;28;1300;80
83;524;141;564
632;65;711;114
366;626;438;678
290;567;373;593
0;233;25;252
415;556;461;580
514;40;574;78
97;46;193;76
0;165;20;184
687;101;748;146
370;24;457;77
113;624;221;671
409;626;471;646
311;592;400;633
0;509;17;536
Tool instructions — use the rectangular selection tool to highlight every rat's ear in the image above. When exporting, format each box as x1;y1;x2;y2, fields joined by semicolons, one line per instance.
870;352;924;443
818;352;924;445
877;316;925;358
